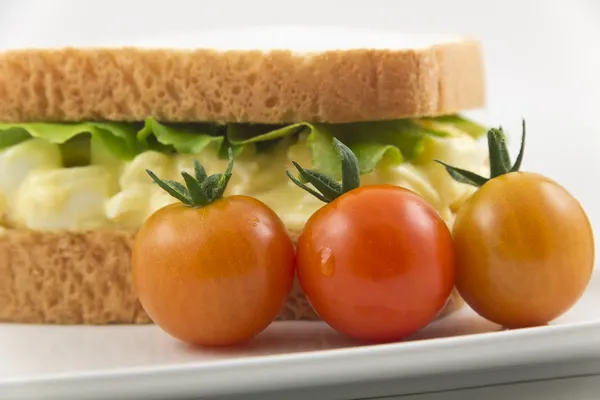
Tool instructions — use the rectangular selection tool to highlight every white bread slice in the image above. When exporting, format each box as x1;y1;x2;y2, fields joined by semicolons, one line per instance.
0;28;485;123
0;29;473;324
0;228;463;324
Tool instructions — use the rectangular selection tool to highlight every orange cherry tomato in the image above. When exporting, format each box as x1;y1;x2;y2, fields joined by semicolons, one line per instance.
297;185;456;343
132;196;295;346
439;121;595;328
453;172;594;328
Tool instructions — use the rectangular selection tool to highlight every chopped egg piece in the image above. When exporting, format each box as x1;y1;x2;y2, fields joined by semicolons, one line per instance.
150;189;179;214
119;151;176;188
416;135;486;207
106;184;159;228
0;193;6;224
14;166;117;231
0;139;62;222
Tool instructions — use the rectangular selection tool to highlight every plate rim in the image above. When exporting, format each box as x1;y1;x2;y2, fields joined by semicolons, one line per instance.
3;319;600;397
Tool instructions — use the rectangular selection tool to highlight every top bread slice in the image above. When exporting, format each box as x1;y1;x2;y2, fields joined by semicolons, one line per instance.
0;34;485;124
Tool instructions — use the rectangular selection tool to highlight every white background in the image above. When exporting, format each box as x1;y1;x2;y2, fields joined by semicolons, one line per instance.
0;1;599;397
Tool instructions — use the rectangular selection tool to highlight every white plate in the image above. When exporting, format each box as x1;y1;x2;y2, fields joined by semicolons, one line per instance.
2;273;600;400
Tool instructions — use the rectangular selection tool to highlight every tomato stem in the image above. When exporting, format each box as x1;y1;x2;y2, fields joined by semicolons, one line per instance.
510;120;526;173
287;138;360;202
146;147;235;207
488;127;512;177
435;119;527;188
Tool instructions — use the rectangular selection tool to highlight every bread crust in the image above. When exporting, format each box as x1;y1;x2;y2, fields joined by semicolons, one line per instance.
0;41;484;124
0;228;462;324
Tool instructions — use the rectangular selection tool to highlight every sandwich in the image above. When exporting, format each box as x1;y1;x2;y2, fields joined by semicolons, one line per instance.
0;29;488;324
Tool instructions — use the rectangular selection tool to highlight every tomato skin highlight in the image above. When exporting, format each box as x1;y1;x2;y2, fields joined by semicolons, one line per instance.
453;172;595;328
132;195;295;346
297;185;456;343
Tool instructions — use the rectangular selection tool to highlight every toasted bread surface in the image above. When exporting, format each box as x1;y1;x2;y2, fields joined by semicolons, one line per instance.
0;228;462;324
0;40;484;124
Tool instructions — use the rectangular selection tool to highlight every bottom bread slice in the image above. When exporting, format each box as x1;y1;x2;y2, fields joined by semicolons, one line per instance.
0;229;463;324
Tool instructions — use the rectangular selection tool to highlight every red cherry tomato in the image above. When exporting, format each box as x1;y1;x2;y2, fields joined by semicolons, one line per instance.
296;185;455;343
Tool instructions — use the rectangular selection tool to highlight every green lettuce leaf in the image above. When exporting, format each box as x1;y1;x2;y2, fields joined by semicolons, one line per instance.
138;117;224;154
0;122;141;160
0;115;486;178
59;134;92;167
0;119;226;163
227;119;446;178
418;115;487;138
228;123;340;173
0;127;31;151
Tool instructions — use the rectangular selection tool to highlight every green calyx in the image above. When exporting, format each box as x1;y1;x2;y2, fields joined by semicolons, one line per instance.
286;138;360;203
435;119;527;187
146;148;234;208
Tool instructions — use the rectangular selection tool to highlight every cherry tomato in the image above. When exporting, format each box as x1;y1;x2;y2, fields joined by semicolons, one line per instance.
297;185;456;343
132;194;295;346
453;172;594;328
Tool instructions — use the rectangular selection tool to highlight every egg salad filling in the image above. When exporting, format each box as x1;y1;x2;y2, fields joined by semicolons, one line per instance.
0;117;487;232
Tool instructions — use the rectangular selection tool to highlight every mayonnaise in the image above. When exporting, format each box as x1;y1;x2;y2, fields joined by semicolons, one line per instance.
1;133;486;232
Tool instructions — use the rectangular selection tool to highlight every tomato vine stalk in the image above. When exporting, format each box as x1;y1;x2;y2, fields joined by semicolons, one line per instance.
436;119;527;187
146;147;235;207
